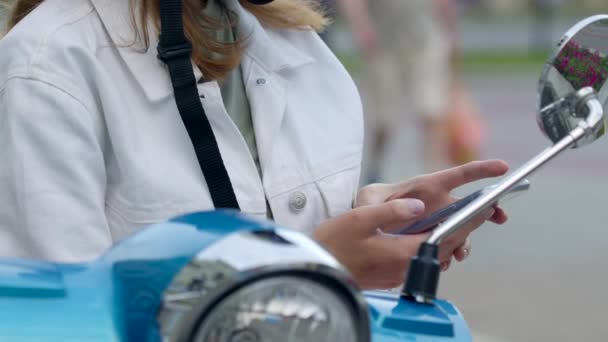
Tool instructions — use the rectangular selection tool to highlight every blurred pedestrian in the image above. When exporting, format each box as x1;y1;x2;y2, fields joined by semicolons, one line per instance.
530;0;563;51
0;4;7;32
336;0;486;182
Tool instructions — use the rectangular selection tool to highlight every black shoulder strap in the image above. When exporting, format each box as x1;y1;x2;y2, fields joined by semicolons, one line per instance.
157;0;240;209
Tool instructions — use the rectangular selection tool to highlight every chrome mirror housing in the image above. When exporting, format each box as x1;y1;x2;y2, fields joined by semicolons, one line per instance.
538;15;608;146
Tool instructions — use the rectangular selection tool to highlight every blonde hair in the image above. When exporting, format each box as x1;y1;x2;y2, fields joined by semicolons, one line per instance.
2;0;328;80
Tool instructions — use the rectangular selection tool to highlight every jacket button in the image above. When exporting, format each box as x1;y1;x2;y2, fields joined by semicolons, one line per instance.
256;78;267;85
289;191;307;211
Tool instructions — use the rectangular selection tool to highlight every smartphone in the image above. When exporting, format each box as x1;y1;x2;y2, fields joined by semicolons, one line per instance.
396;179;531;235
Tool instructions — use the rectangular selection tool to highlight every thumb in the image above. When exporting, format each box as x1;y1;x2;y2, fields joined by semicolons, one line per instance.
347;199;426;237
356;183;395;207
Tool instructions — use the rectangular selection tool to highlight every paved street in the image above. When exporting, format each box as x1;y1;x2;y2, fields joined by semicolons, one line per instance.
373;71;608;341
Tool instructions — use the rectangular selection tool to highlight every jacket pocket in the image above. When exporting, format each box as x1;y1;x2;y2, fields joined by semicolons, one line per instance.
316;164;360;218
267;161;361;235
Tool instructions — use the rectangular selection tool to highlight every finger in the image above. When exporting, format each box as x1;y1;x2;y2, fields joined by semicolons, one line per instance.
440;259;452;272
378;199;429;234
433;160;509;191
489;206;508;224
439;208;493;260
355;183;396;207
346;199;426;237
381;205;435;234
454;208;494;240
454;238;472;262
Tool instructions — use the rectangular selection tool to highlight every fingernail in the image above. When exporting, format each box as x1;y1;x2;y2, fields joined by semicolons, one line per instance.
406;199;425;216
463;248;470;259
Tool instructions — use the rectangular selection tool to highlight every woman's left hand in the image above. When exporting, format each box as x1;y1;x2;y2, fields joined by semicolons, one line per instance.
355;160;510;270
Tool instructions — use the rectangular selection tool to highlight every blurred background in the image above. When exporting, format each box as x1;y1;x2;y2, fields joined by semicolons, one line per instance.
323;0;608;341
2;1;608;341
0;7;5;29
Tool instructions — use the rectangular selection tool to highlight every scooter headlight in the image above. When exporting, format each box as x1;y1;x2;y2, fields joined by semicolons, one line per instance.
158;229;370;342
193;276;358;341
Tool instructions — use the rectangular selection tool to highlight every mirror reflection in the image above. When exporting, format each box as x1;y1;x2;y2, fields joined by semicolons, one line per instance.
538;16;608;145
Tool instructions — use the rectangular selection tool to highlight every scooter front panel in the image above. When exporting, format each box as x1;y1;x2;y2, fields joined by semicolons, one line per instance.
366;291;472;342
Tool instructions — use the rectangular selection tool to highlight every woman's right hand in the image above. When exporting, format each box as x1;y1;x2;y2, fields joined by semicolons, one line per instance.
312;199;493;290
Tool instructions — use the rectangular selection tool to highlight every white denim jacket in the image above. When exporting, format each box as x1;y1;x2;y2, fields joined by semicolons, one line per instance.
0;0;363;262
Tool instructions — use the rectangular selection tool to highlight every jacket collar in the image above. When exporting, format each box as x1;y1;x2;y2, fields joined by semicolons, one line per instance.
224;0;315;72
90;0;315;101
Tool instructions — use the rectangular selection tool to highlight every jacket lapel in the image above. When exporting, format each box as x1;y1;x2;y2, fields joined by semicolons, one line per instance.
243;60;288;177
225;0;315;178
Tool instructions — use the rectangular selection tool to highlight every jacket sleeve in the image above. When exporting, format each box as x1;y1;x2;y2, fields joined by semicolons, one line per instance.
0;77;112;262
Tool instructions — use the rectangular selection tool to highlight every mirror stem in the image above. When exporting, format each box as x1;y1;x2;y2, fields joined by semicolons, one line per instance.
428;88;600;246
402;88;602;304
427;130;580;245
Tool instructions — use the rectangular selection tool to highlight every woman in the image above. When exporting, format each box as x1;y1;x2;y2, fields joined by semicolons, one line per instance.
0;0;507;290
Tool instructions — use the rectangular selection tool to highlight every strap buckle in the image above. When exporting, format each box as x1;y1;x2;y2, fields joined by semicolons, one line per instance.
157;40;193;62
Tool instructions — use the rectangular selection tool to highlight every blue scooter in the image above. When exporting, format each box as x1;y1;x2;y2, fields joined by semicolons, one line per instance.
1;15;606;342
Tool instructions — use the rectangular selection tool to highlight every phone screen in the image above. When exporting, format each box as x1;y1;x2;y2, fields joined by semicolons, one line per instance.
397;179;530;235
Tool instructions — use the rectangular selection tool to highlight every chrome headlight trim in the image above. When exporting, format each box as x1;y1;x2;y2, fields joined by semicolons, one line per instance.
157;229;370;342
